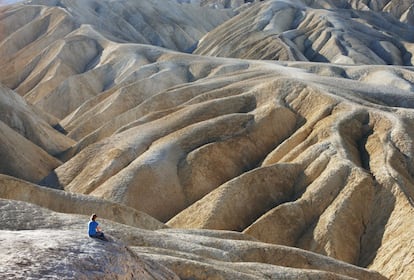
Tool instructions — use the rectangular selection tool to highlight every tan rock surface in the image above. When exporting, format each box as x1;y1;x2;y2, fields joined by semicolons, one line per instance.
195;0;414;65
0;84;74;155
0;120;61;183
0;175;165;230
0;229;179;280
0;199;385;280
0;83;74;183
168;163;301;230
0;0;413;279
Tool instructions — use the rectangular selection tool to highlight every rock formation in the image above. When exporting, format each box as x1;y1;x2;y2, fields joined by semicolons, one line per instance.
0;198;385;279
194;0;414;64
0;0;413;279
0;200;178;280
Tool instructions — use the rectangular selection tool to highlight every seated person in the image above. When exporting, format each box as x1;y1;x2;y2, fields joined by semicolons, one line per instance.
88;213;107;241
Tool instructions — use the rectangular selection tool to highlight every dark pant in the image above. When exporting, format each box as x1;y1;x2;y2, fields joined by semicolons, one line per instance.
89;232;107;241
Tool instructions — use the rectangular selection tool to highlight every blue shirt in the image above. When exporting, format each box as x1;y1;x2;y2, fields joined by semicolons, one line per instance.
88;220;99;236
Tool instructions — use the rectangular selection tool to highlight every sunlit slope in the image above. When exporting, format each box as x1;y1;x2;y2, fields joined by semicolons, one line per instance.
40;43;414;279
195;0;414;64
0;199;386;279
0;0;232;116
0;0;413;279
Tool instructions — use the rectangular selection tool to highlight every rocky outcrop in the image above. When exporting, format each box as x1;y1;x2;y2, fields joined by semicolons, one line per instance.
0;199;385;280
0;229;181;280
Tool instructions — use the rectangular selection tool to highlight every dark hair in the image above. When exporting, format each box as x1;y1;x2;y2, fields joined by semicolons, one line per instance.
91;213;97;220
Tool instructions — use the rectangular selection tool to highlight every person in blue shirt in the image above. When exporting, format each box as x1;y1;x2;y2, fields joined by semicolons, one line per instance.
88;213;107;241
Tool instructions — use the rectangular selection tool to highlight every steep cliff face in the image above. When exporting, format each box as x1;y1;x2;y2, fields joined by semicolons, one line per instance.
0;0;413;279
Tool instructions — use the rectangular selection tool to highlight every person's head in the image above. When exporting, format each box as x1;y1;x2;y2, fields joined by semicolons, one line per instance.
91;213;97;221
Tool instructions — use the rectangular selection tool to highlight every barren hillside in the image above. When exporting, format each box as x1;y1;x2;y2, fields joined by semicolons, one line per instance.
0;0;413;279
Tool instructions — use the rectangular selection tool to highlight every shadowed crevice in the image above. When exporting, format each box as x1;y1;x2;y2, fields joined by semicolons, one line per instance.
38;171;63;190
358;181;396;267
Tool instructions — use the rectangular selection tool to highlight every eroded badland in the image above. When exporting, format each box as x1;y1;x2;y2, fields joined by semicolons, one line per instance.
1;0;414;279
